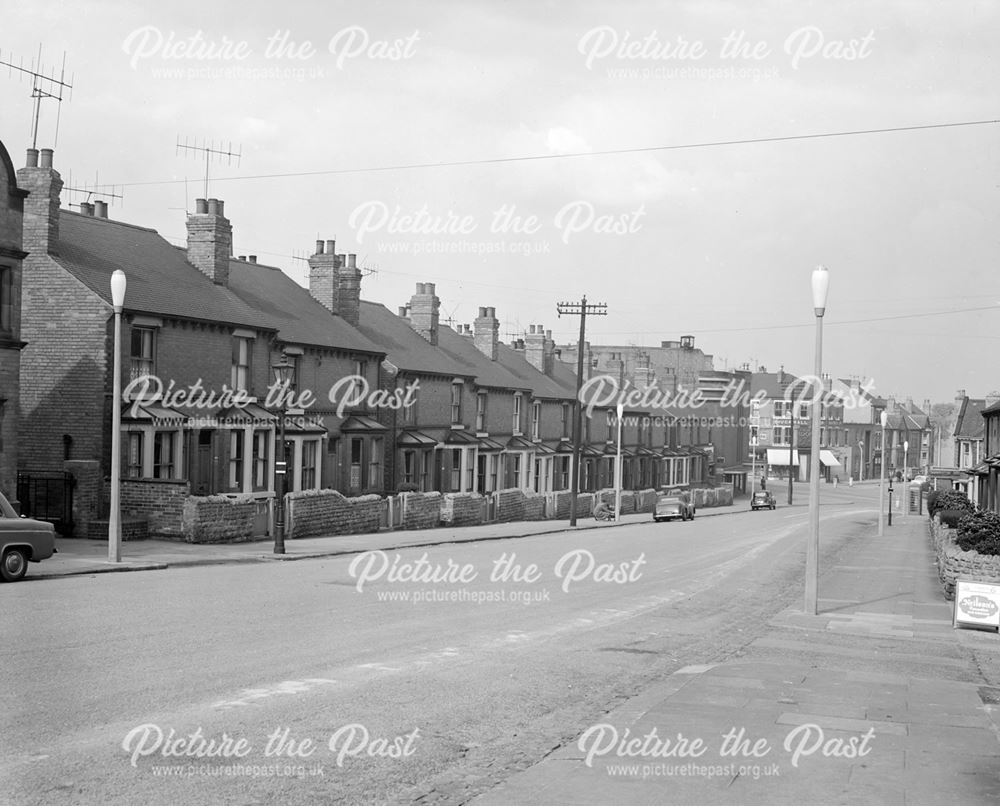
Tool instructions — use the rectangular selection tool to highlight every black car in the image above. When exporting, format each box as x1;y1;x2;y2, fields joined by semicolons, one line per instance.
750;490;776;511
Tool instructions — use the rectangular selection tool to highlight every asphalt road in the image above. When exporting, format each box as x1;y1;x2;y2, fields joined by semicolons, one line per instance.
2;485;879;805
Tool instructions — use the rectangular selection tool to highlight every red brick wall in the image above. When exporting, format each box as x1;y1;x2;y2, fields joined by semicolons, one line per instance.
18;254;108;472
121;478;190;536
0;140;24;499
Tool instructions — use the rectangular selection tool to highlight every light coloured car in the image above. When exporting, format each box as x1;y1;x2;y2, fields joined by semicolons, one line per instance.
653;492;695;522
0;491;56;581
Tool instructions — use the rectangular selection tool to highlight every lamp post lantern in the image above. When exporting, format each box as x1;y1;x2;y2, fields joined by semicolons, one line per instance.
805;265;829;616
878;410;888;536
614;401;624;522
108;270;127;563
272;353;294;555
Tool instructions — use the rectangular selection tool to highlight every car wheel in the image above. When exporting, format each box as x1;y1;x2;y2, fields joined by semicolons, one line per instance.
1;548;28;582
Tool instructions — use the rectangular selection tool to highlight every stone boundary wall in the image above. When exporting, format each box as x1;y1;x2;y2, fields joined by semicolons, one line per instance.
401;492;442;530
553;491;595;519
286;490;382;539
440;492;484;526
182;495;256;543
931;515;1000;600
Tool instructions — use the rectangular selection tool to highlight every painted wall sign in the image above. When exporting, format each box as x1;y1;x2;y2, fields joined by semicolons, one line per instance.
954;578;1000;631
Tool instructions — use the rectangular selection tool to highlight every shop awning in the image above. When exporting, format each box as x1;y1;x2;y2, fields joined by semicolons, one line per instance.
819;450;841;467
767;448;799;466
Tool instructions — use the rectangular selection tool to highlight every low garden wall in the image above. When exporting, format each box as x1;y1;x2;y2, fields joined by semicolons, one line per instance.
286;489;382;539
931;515;1000;600
121;479;189;538
401;491;442;530
440;492;484;526
182;495;256;544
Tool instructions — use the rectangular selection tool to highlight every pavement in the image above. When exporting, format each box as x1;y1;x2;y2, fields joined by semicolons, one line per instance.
30;502;749;580
469;512;1000;805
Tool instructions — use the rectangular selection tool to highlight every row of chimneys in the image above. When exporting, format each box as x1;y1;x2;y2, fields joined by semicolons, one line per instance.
15;148;558;376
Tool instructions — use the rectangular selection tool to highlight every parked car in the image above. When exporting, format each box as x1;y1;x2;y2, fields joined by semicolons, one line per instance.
653;492;695;522
751;490;776;511
0;491;56;581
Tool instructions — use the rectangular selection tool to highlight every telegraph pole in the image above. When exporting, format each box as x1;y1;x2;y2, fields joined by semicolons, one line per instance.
556;296;608;525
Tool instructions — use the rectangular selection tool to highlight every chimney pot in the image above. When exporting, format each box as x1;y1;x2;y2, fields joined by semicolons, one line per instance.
529;324;536;334
207;198;219;215
478;307;487;318
487;307;495;318
249;255;257;263
426;282;436;295
348;254;356;269
326;240;335;256
238;255;246;261
94;200;108;218
315;240;324;255
80;202;93;216
25;148;38;168
416;282;426;295
39;148;53;168
398;306;408;317
195;198;208;214
336;253;345;267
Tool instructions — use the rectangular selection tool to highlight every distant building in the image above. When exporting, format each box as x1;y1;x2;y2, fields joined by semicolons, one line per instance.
556;335;714;394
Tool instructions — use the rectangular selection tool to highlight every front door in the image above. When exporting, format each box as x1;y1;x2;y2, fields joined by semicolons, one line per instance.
192;430;214;495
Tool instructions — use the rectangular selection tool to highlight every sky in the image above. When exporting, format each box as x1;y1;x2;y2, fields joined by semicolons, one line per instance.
0;0;996;407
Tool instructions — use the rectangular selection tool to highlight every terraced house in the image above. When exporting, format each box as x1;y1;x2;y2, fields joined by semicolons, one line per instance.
0;138;27;507
12;143;744;540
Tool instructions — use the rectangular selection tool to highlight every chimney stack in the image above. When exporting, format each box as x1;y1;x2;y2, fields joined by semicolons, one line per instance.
524;323;547;373
186;197;233;285
473;306;499;360
338;253;361;326
409;283;440;345
17;147;63;256
308;237;339;313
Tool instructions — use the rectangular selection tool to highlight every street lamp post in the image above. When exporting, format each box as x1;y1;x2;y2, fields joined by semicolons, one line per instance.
902;439;909;520
878;411;888;536
108;270;127;563
787;403;795;505
858;440;864;483
614;402;624;521
805;265;829;616
272;353;294;555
